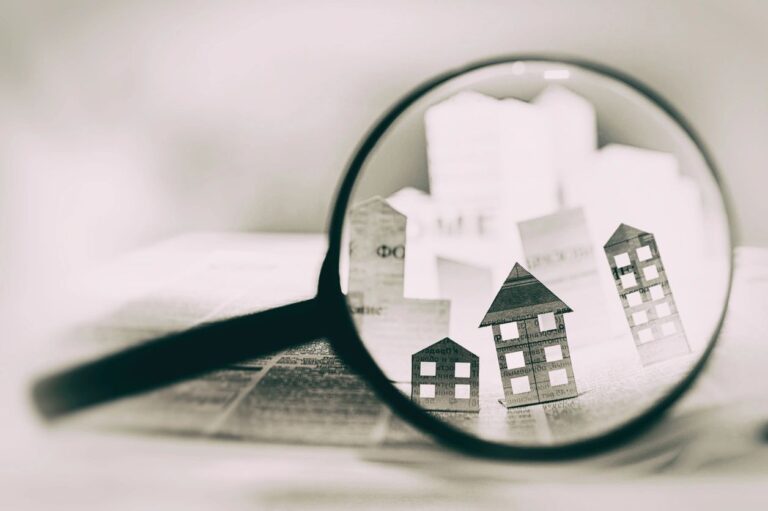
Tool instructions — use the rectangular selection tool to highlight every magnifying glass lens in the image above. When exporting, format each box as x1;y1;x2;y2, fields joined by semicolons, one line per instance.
340;61;730;447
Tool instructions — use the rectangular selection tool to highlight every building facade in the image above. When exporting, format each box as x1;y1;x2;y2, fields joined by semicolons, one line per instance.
603;223;690;365
479;263;578;408
411;337;479;412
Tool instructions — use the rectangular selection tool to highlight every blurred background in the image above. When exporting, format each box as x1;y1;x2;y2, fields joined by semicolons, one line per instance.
1;0;767;331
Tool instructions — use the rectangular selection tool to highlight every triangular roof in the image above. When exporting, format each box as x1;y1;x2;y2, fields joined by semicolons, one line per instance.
414;337;478;359
478;263;572;327
603;223;650;248
351;196;405;218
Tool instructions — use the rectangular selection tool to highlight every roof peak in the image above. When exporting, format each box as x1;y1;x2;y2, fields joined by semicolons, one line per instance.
351;196;404;216
509;262;530;279
415;337;477;357
603;223;650;248
478;263;572;327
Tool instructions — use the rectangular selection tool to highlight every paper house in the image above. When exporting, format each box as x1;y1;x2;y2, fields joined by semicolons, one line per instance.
603;223;691;365
479;263;578;408
411;337;479;412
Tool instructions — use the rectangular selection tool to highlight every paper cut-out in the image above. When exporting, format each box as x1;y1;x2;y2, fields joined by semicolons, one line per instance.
603;223;691;365
348;196;406;303
479;263;578;408
411;337;479;412
347;197;450;382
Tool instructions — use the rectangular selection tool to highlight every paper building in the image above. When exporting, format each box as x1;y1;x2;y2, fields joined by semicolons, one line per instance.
411;337;479;412
479;263;578;408
603;223;691;365
346;197;450;383
347;196;406;303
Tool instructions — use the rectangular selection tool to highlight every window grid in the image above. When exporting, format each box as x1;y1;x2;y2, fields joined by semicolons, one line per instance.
632;310;649;325
454;362;470;378
548;368;568;387
656;302;671;318
419;384;435;399
505;351;525;370
626;291;643;307
420;361;436;376
649;284;664;301
499;321;520;340
643;264;659;281
454;384;470;399
620;272;638;289
638;328;654;343
510;375;531;394
544;344;563;362
614;252;631;268
636;245;653;262
661;321;677;336
538;312;557;332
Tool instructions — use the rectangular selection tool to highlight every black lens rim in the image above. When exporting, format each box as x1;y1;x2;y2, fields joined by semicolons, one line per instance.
317;55;735;460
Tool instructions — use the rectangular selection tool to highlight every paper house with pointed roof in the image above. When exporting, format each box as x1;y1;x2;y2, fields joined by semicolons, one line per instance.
411;337;479;412
479;263;578;408
604;223;690;365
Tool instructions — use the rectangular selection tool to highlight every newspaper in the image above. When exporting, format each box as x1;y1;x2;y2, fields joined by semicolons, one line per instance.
59;233;768;471
63;233;390;446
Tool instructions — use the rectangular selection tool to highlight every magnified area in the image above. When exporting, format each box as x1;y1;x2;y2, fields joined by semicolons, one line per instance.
340;61;730;446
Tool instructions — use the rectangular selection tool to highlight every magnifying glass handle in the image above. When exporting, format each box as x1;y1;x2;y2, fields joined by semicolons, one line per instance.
31;298;323;421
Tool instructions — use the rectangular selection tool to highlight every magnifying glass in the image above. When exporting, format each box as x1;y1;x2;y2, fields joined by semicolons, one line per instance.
32;56;733;459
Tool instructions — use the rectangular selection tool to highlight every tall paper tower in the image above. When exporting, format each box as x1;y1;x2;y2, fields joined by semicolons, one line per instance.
603;223;690;365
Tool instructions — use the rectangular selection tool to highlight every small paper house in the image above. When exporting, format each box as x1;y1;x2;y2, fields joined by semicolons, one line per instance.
479;263;578;408
411;337;479;412
603;223;690;365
